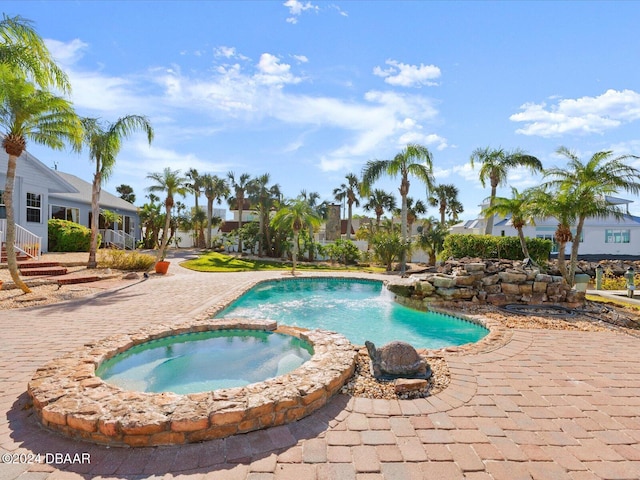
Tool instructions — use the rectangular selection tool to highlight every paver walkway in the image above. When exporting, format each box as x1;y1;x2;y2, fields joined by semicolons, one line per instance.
1;250;640;480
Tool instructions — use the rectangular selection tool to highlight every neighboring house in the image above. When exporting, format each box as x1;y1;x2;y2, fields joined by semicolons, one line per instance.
451;196;640;257
0;148;140;255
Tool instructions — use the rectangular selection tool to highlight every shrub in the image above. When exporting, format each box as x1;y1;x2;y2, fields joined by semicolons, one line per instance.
324;239;361;265
370;231;410;271
98;249;156;271
600;268;640;290
441;234;552;263
48;219;98;252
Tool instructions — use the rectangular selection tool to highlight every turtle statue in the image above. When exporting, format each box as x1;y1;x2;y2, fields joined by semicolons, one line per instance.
365;340;432;380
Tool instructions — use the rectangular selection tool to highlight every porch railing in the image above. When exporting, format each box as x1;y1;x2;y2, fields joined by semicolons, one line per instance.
0;219;41;260
100;229;135;250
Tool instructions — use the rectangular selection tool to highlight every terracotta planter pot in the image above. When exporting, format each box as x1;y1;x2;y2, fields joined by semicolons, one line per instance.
155;261;170;275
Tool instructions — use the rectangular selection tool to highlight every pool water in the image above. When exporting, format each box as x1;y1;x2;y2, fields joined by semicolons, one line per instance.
215;278;488;349
96;329;313;394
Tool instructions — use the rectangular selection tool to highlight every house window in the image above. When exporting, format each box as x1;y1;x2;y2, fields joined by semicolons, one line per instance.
536;234;558;254
51;205;80;223
0;190;5;219
605;229;630;243
26;193;41;223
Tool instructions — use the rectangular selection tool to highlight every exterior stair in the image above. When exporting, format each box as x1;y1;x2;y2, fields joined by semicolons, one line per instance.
1;247;29;263
18;261;68;277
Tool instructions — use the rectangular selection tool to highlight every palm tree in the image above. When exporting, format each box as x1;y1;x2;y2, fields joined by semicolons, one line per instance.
227;171;252;253
0;14;70;92
201;174;229;249
299;190;324;261
526;187;579;281
543;147;640;284
428;184;463;226
0;70;82;293
469;146;542;235
333;173;360;240
363;189;396;229
271;199;321;275
417;218;449;265
483;187;535;260
82;116;154;268
185;168;203;210
362;144;434;273
146;168;188;262
248;173;281;257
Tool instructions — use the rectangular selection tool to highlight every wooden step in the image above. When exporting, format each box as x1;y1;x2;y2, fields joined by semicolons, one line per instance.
20;266;68;276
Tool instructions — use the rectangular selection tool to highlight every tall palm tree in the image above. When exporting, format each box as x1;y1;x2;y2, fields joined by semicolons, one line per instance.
82;115;154;268
0;14;70;92
248;173;281;256
469;146;542;235
428;183;464;226
299;190;324;261
271;198;321;275
0;70;82;293
363;189;396;229
483;187;535;260
362;144;434;273
201;173;229;249
227;171;252;253
333;173;360;240
543;147;640;284
185;168;202;210
146;168;188;262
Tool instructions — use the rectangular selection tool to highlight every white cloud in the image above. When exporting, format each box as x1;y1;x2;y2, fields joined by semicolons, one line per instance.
46;39;447;181
510;89;640;137
284;0;318;24
255;53;301;85
292;54;309;63
373;59;441;87
45;38;88;66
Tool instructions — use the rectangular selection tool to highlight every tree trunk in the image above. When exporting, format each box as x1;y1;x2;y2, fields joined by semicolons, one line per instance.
568;217;585;286
346;201;352;240
4;154;31;293
484;184;497;235
399;187;408;274
156;204;172;262
557;241;568;282
237;194;244;254
88;169;102;268
517;227;530;260
206;198;213;249
291;230;299;275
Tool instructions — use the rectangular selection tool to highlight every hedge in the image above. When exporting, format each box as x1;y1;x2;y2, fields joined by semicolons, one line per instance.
48;219;99;252
441;234;552;263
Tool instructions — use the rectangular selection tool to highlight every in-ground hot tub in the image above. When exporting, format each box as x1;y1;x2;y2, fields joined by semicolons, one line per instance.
28;319;357;446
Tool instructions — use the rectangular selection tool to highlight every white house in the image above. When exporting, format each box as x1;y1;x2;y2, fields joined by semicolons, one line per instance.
451;196;640;257
0;148;140;255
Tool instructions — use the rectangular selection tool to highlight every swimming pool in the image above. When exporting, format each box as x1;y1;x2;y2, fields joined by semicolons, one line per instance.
215;278;488;349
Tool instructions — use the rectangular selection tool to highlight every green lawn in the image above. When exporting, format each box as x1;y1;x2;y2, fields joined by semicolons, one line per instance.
181;251;385;273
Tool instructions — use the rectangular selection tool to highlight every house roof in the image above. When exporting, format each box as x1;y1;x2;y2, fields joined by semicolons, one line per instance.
50;171;138;213
0;148;78;194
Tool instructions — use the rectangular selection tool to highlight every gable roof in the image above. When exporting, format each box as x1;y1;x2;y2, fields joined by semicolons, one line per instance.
0;148;78;194
50;171;138;213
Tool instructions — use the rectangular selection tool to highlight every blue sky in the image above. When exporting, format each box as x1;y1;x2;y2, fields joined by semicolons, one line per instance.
5;1;640;218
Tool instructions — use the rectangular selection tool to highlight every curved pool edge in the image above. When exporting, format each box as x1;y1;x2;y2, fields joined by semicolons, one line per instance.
27;318;357;447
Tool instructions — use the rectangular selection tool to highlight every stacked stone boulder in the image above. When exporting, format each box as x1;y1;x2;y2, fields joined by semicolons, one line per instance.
387;258;584;308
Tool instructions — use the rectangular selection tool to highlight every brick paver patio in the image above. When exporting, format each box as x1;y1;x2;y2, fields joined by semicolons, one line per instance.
1;250;640;479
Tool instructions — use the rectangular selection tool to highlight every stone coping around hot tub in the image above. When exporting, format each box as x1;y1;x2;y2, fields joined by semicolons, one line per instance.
27;318;358;447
